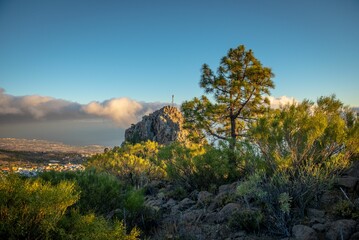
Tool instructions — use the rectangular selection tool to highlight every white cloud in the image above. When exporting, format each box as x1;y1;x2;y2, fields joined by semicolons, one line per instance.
268;96;298;109
82;98;144;128
0;88;167;128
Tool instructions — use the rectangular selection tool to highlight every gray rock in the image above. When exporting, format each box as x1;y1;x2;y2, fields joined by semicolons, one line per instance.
292;225;318;240
197;191;213;206
217;203;241;223
312;223;326;232
208;192;230;211
218;181;238;194
350;232;359;240
162;198;177;211
145;196;164;209
177;197;195;211
309;217;326;225
203;212;218;224
337;177;359;190
307;208;325;219
180;209;205;223
124;106;188;145
325;219;357;240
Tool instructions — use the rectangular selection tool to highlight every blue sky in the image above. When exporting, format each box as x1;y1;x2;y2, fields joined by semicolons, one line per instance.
0;0;358;146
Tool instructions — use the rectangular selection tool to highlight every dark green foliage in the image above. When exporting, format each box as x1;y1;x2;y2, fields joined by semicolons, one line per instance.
40;168;125;216
156;142;244;191
332;200;359;219
229;208;264;232
165;185;188;200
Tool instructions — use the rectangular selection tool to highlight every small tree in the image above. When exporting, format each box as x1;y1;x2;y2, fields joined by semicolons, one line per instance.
182;45;274;150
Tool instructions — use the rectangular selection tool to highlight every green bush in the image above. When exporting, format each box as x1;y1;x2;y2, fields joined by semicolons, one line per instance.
0;174;79;239
332;200;359;219
40;168;125;216
87;141;165;187
156;142;244;190
229;208;264;232
55;210;140;240
249;96;357;175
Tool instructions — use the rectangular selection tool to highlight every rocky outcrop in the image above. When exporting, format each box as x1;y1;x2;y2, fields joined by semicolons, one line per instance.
124;106;188;145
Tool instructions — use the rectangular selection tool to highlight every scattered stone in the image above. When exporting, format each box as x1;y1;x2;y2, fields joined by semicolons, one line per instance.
307;208;325;219
309;217;326;225
177;198;195;211
218;181;238;194
292;225;318;240
337;177;359;190
217;203;241;223
162;198;177;211
350;232;359;240
197;191;213;206
325;219;357;240
208;192;231;211
312;223;326;232
180;209;205;223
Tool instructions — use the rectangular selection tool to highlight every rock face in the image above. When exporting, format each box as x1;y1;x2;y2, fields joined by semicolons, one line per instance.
124;106;188;145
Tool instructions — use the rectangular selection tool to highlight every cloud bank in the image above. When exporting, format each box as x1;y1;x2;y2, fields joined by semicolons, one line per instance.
0;88;302;127
0;88;166;127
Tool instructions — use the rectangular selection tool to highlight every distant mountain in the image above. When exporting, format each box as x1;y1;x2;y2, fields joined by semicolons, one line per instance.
0;138;106;154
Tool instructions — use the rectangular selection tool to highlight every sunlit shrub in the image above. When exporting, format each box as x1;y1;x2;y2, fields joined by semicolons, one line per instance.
87;141;165;187
40;169;125;216
249;95;357;175
156;142;243;190
55;209;140;240
0;174;79;239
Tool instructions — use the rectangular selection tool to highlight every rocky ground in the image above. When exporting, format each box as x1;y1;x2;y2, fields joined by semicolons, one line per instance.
142;163;359;240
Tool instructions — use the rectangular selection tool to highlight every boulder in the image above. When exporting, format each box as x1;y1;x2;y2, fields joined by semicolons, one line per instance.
311;223;326;232
337;177;358;190
307;208;325;219
217;203;241;223
292;225;318;240
218;181;238;194
125;106;188;145
180;209;205;223
197;191;213;206
350;232;359;240
177;198;196;211
325;219;357;240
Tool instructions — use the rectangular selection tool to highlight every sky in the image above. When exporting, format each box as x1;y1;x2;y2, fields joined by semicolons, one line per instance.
0;0;358;146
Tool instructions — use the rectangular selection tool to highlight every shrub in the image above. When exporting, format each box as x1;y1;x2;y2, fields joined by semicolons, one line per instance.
0;174;79;239
156;142;244;191
332;200;359;219
87;141;165;187
40;169;125;216
55;209;140;240
236;170;324;237
229;208;264;232
249;96;357;176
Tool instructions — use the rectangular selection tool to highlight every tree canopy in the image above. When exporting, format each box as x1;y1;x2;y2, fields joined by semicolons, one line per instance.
182;45;274;149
